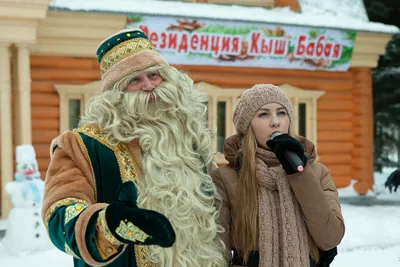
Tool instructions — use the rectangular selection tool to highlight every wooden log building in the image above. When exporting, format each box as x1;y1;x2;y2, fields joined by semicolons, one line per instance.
0;0;398;218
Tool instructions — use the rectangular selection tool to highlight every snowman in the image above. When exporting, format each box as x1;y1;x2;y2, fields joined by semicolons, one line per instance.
2;144;53;255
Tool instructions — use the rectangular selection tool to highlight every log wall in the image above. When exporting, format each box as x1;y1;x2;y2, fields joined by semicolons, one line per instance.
29;55;373;194
30;56;100;176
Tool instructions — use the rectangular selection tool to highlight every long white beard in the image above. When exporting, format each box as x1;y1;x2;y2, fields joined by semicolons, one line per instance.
120;85;226;267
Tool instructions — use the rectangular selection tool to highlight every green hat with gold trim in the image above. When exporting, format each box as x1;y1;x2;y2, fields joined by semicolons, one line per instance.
96;28;168;91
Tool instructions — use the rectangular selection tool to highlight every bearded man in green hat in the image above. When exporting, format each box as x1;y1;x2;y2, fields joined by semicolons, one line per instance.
42;28;225;267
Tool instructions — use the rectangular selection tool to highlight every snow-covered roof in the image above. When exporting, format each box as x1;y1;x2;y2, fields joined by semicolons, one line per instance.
48;0;399;34
297;0;369;22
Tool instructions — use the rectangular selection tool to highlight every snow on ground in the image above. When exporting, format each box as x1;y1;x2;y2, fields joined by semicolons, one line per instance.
0;168;399;266
0;244;71;267
332;245;400;267
331;167;400;266
0;219;6;231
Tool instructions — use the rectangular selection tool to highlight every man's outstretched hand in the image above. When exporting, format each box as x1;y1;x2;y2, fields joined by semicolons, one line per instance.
105;181;176;247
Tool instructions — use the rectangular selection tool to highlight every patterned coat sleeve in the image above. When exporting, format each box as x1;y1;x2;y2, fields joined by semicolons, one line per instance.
42;131;126;266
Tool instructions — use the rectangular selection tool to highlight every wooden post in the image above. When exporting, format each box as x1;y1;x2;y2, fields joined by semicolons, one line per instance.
352;67;373;195
0;44;13;219
13;44;32;146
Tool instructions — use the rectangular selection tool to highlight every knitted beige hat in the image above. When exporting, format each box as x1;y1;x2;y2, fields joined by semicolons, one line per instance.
233;84;294;135
96;28;169;91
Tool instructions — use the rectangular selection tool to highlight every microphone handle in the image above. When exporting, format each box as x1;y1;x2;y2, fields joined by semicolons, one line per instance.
284;150;304;172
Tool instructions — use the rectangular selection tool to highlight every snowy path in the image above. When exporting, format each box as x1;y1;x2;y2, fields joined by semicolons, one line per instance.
1;169;399;266
1;202;400;267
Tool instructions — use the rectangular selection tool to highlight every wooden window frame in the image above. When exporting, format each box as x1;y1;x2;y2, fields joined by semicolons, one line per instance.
195;82;244;164
54;81;102;133
280;84;325;148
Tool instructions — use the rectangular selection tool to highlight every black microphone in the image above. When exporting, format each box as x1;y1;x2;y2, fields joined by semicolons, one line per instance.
270;132;304;172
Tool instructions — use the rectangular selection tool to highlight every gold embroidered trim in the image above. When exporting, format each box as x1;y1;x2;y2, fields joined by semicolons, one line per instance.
100;38;155;76
135;245;153;267
115;219;150;243
117;142;151;266
76;125;116;151
45;198;89;228
73;130;98;201
65;242;80;259
76;124;151;266
93;235;108;260
115;140;150;266
76;125;142;184
117;143;143;183
97;209;124;246
64;203;88;225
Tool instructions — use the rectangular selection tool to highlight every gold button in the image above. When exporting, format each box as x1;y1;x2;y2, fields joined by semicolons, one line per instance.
106;247;113;254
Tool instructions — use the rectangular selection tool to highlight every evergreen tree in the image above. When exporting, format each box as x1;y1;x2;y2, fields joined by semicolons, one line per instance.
372;67;400;171
364;0;400;27
379;33;400;67
363;0;400;171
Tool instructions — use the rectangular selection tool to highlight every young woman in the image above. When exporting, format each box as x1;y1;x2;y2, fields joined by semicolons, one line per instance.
212;84;345;267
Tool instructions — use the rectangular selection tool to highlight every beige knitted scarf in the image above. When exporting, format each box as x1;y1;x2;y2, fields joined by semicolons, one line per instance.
256;147;309;267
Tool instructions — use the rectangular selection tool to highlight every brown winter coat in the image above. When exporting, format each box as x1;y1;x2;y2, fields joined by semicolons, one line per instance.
211;135;345;266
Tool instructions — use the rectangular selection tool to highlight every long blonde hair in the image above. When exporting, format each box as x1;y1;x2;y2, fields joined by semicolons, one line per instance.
233;127;319;264
80;65;226;267
233;127;258;263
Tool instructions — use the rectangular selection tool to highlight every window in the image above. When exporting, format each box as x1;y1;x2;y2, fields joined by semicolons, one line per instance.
217;101;227;153
69;99;81;130
54;81;102;133
195;82;244;164
281;84;325;149
298;103;306;137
